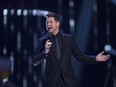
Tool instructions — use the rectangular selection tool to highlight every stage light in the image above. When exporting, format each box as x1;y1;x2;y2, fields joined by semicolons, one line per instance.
23;9;28;16
37;10;49;16
69;19;75;27
17;9;22;16
17;32;21;52
10;9;15;15
3;9;8;16
69;0;74;7
3;46;7;55
104;44;111;52
104;44;116;55
32;9;37;16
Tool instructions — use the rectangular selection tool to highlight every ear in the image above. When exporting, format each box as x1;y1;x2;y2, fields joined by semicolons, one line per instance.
57;22;60;27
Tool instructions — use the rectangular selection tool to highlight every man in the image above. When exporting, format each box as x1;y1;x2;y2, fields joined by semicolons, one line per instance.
33;13;110;87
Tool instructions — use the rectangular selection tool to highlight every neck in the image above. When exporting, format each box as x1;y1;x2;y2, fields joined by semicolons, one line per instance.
53;30;59;35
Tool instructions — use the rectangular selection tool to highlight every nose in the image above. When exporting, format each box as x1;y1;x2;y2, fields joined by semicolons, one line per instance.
47;22;51;26
47;22;51;27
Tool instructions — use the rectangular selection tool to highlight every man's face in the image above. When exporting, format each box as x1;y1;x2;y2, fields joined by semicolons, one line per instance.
46;17;60;35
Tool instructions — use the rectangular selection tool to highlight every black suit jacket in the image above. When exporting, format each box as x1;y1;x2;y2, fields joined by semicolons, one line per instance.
33;32;96;87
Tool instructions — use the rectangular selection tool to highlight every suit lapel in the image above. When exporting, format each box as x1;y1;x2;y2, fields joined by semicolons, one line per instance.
46;32;65;62
48;35;60;62
60;32;65;62
50;37;58;60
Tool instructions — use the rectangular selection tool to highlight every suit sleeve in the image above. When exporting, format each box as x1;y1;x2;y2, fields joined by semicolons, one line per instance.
33;39;46;66
71;36;97;64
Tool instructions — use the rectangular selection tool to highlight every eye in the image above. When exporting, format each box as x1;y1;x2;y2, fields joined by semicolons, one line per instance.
50;21;53;23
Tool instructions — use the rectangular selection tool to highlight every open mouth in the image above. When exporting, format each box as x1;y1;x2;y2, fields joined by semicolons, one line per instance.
48;27;52;30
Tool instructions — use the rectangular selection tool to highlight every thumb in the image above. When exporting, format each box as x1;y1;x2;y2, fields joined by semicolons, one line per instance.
99;51;104;55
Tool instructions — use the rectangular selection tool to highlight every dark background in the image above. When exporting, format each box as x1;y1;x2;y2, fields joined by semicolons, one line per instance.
0;0;116;87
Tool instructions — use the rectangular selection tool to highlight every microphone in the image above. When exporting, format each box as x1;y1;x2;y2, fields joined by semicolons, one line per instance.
47;33;52;42
45;33;52;54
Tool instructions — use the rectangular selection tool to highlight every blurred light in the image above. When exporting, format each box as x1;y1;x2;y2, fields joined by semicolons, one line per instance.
69;19;75;27
69;0;74;7
17;9;22;16
93;3;97;12
10;24;15;32
104;44;111;52
104;44;116;55
10;52;14;74
10;9;15;15
23;76;27;87
33;72;38;82
32;9;37;16
111;0;116;5
2;78;8;84
3;46;7;55
17;31;21;52
3;9;8;15
37;10;49;16
3;15;7;25
23;9;28;16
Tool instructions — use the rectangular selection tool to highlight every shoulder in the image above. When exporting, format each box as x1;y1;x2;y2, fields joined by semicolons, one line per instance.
39;35;48;41
61;32;72;38
37;35;48;45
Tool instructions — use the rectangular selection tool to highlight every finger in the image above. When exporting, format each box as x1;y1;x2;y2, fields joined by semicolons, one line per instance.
105;55;110;59
100;51;105;55
46;40;52;44
48;45;52;47
105;57;109;60
106;55;110;59
46;40;50;42
107;55;110;57
48;42;52;46
46;40;52;45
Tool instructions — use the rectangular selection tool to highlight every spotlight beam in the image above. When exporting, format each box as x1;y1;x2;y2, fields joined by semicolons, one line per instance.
104;44;116;56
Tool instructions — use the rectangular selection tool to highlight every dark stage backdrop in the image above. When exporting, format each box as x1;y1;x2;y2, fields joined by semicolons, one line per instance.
0;0;116;87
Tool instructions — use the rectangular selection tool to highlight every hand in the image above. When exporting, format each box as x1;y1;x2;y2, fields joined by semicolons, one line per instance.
45;40;52;54
96;51;110;62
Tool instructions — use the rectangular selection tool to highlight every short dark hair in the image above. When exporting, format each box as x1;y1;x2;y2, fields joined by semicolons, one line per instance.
45;13;60;22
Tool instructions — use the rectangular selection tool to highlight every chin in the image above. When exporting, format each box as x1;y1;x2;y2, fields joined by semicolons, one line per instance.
48;30;53;33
